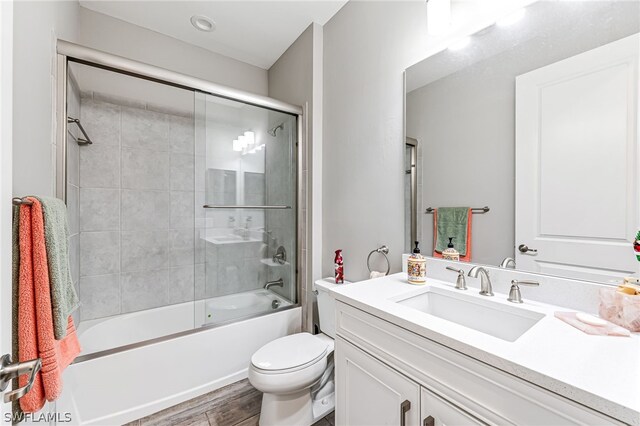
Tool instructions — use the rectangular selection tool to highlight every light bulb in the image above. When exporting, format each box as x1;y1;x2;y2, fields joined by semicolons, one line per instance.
232;139;242;152
239;135;248;148
244;131;255;146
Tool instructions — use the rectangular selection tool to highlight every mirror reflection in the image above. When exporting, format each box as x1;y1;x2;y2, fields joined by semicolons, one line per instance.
405;1;640;284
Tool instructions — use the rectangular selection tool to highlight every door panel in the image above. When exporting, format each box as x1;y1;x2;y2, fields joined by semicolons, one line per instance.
515;33;639;283
0;0;13;419
336;337;420;426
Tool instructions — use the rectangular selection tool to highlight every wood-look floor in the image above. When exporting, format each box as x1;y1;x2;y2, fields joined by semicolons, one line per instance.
123;379;335;426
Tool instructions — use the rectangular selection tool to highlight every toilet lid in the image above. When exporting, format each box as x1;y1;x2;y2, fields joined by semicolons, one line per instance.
251;333;328;372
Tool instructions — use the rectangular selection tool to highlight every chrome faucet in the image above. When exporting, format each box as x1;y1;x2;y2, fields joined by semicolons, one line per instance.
243;216;252;240
264;278;284;291
507;279;539;303
446;266;467;290
468;266;493;296
500;257;516;269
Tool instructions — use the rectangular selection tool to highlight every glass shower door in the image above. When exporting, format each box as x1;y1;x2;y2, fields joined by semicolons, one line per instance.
66;61;198;357
196;93;298;326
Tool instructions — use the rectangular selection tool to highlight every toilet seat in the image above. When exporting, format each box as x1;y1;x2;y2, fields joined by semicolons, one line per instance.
251;333;329;374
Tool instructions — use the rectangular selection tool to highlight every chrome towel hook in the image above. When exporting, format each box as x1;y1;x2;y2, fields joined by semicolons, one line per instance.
367;245;390;276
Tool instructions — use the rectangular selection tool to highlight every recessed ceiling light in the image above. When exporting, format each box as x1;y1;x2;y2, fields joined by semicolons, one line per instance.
448;37;471;51
496;8;526;27
190;15;216;32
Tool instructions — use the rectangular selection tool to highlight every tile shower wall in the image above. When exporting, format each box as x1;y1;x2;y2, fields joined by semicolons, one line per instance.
265;114;296;303
78;94;196;321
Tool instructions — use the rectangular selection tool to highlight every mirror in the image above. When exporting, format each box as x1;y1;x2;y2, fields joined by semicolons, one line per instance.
405;1;640;285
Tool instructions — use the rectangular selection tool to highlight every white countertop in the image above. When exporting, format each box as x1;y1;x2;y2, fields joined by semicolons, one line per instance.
329;273;640;425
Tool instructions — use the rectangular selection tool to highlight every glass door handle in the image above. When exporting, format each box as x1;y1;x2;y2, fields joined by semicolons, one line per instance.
0;354;42;403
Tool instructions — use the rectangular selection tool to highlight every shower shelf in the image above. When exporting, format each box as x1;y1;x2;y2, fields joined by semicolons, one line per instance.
203;205;291;209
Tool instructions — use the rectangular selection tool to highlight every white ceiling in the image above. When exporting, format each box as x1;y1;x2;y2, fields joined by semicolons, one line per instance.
79;1;347;69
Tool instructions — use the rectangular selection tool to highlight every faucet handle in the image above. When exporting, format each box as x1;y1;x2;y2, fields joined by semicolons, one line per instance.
511;279;539;287
446;267;467;290
508;280;539;303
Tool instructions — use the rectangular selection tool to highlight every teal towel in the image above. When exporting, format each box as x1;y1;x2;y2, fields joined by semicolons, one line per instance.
435;207;469;256
35;196;80;340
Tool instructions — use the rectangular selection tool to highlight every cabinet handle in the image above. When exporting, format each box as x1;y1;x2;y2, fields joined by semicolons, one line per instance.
423;415;435;426
400;400;411;426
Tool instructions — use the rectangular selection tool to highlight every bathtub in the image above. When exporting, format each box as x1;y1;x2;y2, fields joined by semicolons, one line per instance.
77;289;292;357
57;291;300;425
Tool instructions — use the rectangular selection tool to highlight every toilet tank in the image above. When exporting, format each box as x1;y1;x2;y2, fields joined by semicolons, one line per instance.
315;278;351;339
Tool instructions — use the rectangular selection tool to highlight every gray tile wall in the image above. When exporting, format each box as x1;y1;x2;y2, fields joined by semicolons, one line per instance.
199;167;268;299
265;115;297;303
77;94;196;321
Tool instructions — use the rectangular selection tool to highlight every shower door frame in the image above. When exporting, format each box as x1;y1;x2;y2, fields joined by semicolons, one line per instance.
54;40;304;362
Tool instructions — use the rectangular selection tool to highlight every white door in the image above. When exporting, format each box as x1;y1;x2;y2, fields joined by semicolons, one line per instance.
335;337;421;426
420;387;486;426
515;33;640;283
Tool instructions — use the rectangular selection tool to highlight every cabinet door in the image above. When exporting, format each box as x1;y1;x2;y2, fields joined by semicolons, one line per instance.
421;387;486;426
336;337;421;426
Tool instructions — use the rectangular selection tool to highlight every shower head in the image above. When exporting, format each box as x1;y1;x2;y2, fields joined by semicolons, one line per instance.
267;123;284;137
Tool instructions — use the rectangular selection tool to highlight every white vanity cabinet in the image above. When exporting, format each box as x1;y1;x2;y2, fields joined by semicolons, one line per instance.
336;338;421;425
334;301;624;426
336;337;485;426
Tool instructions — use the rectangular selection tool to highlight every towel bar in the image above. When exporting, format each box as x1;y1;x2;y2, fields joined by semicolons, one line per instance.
425;206;489;214
203;205;291;209
12;197;33;206
67;117;93;145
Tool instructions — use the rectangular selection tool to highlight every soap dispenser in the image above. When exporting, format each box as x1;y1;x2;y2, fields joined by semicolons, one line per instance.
442;237;460;261
407;241;426;285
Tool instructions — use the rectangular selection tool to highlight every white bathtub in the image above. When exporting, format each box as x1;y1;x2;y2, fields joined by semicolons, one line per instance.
76;289;292;357
57;291;300;425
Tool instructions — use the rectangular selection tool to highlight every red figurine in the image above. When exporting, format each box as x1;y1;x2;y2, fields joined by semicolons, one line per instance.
334;249;344;284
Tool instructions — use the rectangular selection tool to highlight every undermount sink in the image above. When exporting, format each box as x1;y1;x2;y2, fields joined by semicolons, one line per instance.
396;288;544;342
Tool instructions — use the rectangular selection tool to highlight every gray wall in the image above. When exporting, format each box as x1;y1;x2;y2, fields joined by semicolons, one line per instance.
78;7;268;97
406;1;640;266
267;23;320;331
13;1;79;197
322;1;429;280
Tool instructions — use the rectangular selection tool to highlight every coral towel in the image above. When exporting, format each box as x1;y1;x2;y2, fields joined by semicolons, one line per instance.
18;197;80;413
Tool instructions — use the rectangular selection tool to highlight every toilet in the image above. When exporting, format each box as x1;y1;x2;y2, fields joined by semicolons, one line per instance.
248;278;345;426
